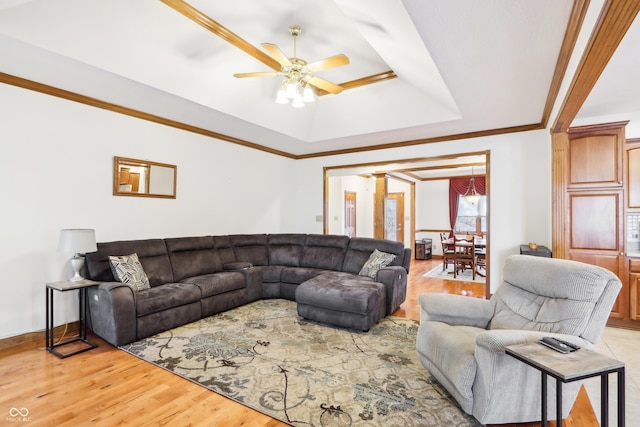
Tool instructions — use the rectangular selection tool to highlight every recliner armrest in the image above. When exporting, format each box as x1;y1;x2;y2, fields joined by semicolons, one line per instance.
475;329;593;353
419;293;494;328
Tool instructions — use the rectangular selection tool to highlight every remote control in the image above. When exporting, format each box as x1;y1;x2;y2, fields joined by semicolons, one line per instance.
553;337;580;351
539;337;574;353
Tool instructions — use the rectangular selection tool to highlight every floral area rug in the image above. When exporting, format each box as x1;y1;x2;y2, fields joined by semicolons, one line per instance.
423;264;486;283
120;299;481;427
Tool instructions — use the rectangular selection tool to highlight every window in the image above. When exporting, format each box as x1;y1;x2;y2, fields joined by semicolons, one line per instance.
455;195;487;233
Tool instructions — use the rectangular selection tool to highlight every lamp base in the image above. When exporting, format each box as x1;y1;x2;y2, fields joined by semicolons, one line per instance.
69;254;87;282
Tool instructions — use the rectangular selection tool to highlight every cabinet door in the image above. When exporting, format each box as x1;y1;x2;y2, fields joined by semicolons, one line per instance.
628;147;640;208
630;271;640;321
567;123;624;189
568;190;627;319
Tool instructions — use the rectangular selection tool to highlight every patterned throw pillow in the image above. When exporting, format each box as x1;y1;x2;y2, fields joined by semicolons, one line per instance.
359;249;397;279
108;253;151;292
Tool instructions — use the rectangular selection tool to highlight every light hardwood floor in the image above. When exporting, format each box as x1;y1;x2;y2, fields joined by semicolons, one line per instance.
0;258;597;426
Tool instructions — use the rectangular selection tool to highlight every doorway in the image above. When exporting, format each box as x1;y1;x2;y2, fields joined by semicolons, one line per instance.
345;191;356;237
385;193;404;243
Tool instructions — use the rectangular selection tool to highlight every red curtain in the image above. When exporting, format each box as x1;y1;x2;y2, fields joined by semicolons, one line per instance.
448;177;486;235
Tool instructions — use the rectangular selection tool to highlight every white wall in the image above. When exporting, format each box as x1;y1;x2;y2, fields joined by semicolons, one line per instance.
416;180;450;256
293;130;552;294
327;175;374;237
0;83;297;339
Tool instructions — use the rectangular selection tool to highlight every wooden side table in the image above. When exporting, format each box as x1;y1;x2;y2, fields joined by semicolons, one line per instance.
46;279;98;358
519;245;552;257
506;342;625;427
415;239;432;260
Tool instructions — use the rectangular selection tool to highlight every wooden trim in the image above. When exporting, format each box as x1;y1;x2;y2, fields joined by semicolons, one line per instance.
0;322;79;354
410;183;416;256
0;72;297;159
323;167;330;234
296;123;544;159
627;138;640;144
552;131;570;259
540;0;590;128
552;0;640;133
160;0;281;71
567;120;630;136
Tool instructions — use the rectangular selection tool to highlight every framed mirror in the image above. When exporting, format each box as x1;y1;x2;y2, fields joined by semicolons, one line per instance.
113;156;176;199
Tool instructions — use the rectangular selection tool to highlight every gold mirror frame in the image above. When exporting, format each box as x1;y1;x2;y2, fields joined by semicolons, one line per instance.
113;156;177;199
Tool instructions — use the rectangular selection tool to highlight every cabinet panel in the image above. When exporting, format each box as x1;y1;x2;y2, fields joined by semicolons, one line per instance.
628;147;640;208
570;253;626;319
569;192;620;251
567;122;625;189
630;272;640;320
569;135;620;186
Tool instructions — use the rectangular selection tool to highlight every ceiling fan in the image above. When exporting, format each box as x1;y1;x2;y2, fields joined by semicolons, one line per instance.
234;25;349;107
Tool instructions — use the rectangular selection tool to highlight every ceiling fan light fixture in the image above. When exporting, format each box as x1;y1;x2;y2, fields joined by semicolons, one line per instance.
302;84;315;103
292;92;305;108
285;80;297;99
276;85;289;104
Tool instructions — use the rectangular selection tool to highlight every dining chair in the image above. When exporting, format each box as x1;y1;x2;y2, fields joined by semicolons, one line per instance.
475;248;486;277
453;235;476;279
440;232;455;271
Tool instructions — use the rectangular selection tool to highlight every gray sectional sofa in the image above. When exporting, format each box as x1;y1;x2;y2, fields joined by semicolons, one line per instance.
85;233;411;346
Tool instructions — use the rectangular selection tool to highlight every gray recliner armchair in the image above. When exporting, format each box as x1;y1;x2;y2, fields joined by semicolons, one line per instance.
416;254;622;424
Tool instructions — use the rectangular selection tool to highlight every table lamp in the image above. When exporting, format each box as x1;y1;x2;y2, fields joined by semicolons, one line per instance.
58;229;97;282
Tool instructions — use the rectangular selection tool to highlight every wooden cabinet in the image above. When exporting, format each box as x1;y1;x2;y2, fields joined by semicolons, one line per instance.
556;121;636;328
628;259;640;321
415;239;432;260
627;146;640;208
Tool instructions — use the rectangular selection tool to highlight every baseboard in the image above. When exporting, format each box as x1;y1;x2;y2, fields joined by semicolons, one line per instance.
0;322;80;355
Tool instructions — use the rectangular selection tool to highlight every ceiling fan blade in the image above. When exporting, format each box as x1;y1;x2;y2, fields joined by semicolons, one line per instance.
233;71;279;78
261;43;292;67
306;54;349;73
308;76;343;95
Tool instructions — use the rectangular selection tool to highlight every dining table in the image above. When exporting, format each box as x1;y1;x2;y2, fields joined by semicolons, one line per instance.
443;236;487;248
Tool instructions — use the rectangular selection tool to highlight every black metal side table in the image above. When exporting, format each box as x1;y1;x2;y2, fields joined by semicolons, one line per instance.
506;342;625;427
46;279;98;358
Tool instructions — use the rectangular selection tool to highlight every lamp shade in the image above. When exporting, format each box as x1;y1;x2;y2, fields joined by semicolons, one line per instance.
58;229;97;254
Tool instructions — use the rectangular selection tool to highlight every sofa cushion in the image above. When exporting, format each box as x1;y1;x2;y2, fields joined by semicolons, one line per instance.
342;237;406;275
108;253;151;292
300;234;350;270
268;234;306;267
86;239;174;286
135;283;201;317
229;234;269;266
181;271;246;298
280;267;327;284
253;265;284;283
296;275;385;316
212;235;236;265
358;249;396;279
165;236;223;281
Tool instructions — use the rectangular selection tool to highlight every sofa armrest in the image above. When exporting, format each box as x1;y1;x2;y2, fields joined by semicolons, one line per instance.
223;261;253;271
419;293;495;328
87;282;137;346
375;266;407;315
